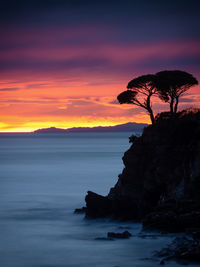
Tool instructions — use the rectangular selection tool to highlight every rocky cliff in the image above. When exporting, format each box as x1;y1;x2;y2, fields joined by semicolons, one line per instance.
85;109;200;232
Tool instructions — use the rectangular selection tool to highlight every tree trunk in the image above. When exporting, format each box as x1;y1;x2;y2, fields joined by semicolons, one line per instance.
148;109;155;124
146;93;155;124
174;97;179;113
170;97;174;114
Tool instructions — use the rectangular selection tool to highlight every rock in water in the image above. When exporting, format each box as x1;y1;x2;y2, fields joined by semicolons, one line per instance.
85;191;111;218
160;259;165;265
85;109;200;232
107;231;132;239
74;207;86;214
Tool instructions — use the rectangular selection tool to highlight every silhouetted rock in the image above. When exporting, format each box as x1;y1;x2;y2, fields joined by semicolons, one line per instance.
85;191;112;218
156;236;200;263
107;231;132;239
160;259;165;265
85;109;200;233
74;207;86;214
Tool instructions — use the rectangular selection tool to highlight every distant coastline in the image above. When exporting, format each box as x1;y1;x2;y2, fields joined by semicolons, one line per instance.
0;122;148;135
33;122;148;133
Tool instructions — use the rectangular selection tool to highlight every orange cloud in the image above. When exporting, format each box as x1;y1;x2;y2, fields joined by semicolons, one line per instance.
0;35;200;132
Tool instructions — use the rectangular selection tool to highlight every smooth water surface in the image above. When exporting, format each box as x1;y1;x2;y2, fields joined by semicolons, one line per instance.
0;132;180;267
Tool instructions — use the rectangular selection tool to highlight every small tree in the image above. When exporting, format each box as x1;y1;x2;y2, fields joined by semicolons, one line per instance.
155;70;198;114
117;74;157;124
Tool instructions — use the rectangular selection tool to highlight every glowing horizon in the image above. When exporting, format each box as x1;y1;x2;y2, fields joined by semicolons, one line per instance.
0;1;199;132
0;120;148;133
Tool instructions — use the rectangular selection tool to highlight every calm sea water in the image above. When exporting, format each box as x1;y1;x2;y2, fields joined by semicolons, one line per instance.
0;132;180;267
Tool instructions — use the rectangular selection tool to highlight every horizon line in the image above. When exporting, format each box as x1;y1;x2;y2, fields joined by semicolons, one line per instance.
0;121;149;134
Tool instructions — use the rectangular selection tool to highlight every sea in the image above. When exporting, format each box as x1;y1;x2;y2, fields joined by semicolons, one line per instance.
0;132;182;267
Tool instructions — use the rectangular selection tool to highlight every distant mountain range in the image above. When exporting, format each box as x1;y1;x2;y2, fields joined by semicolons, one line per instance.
34;122;148;133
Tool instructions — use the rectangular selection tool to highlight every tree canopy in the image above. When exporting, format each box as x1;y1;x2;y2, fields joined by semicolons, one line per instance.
118;74;157;124
155;70;198;114
117;90;138;104
117;70;198;124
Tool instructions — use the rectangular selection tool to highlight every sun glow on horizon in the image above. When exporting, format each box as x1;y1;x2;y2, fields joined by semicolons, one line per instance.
0;116;151;132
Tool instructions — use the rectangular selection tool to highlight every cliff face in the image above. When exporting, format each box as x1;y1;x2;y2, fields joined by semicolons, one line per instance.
85;110;200;232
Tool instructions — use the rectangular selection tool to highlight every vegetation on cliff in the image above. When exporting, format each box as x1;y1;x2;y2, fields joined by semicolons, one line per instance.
117;70;198;123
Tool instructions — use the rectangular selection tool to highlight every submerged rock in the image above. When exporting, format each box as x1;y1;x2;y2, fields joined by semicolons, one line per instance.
107;231;132;239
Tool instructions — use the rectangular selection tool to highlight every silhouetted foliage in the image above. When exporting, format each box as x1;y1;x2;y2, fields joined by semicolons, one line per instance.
118;71;198;124
127;74;156;89
117;74;157;124
117;90;138;104
155;108;200;123
155;70;198;114
155;112;171;122
129;134;138;143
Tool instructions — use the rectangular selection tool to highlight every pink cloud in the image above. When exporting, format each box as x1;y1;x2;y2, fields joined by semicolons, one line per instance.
1;39;200;63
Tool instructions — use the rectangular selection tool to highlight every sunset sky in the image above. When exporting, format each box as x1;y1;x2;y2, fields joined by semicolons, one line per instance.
0;0;200;132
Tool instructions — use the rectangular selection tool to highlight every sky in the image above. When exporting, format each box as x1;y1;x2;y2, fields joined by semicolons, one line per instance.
0;0;200;132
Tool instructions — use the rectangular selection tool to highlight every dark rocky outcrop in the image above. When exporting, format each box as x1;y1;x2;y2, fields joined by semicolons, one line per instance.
155;235;200;263
85;109;200;232
85;191;112;218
